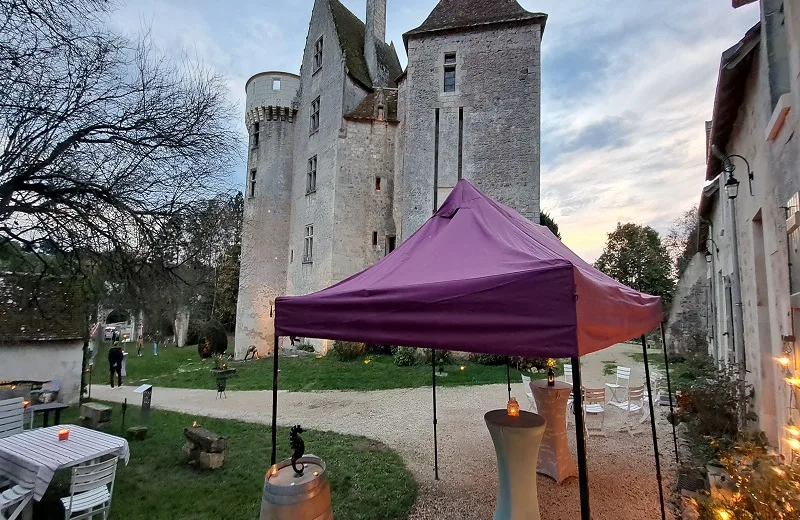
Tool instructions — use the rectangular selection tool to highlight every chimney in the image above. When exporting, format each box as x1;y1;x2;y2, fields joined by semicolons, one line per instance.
365;0;387;87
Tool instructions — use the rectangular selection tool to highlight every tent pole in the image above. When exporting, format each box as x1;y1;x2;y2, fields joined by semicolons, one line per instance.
271;335;279;466
571;357;590;520
641;334;666;520
659;323;680;464
432;348;439;480
506;357;511;401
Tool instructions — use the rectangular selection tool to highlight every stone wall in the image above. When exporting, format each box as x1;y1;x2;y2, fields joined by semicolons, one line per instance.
666;253;709;356
0;341;84;404
400;21;542;238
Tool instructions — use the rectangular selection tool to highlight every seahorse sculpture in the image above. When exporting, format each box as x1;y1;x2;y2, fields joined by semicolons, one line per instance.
290;425;305;476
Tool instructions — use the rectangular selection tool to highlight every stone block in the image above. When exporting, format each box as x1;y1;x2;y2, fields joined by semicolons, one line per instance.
182;441;200;462
197;451;225;470
80;402;112;424
184;426;227;453
126;426;148;441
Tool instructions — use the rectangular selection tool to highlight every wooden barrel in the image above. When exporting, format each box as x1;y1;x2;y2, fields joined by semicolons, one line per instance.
260;455;333;520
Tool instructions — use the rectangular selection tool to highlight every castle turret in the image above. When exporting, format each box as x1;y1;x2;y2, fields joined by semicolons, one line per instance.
235;71;300;358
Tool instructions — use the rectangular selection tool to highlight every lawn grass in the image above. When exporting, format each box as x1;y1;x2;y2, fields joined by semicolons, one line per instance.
628;351;666;368
91;342;550;392
35;403;416;520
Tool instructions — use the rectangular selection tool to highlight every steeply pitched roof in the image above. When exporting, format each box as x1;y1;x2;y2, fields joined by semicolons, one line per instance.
705;22;760;181
344;88;398;121
404;0;547;46
0;274;86;343
329;0;403;90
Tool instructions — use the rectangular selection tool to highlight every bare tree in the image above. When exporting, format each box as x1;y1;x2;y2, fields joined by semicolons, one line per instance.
0;0;239;279
665;205;700;278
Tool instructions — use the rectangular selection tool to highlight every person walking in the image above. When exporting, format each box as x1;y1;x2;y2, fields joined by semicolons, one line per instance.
108;342;124;388
137;334;143;357
153;332;159;356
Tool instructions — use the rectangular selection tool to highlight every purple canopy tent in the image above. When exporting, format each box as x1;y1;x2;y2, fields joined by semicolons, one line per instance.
273;180;666;520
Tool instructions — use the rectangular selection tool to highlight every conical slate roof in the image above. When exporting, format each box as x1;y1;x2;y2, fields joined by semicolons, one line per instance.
404;0;547;45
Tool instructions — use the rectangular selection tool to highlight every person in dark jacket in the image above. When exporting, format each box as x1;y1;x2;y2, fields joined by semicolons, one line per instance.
108;342;124;388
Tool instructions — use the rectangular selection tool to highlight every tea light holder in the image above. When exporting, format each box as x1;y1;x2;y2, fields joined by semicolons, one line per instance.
507;397;520;417
58;428;70;441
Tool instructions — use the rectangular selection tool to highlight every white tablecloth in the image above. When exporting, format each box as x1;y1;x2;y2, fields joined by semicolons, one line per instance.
0;425;129;500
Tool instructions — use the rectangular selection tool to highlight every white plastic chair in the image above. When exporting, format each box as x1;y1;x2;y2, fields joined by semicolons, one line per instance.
582;388;606;437
0;484;33;520
563;363;573;384
0;398;24;439
61;457;118;520
605;366;631;404
520;375;537;412
642;372;663;424
610;385;645;435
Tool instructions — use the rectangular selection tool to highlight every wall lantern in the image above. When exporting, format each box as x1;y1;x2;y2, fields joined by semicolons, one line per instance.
711;145;753;197
724;173;740;200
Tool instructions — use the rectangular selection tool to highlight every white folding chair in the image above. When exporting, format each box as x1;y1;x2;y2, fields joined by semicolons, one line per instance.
582;388;606;437
0;484;33;520
642;372;662;424
0;398;24;439
563;363;573;384
61;458;118;520
520;375;537;412
605;366;631;404
610;385;645;435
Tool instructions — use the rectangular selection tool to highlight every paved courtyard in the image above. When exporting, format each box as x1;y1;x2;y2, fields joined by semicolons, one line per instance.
93;342;676;519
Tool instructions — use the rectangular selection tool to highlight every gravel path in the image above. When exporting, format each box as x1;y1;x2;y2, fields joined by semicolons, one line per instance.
92;342;676;520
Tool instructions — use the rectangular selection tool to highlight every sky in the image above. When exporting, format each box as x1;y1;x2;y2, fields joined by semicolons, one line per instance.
110;0;760;261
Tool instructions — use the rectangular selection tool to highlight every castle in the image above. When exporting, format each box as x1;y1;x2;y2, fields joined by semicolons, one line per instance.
235;0;547;358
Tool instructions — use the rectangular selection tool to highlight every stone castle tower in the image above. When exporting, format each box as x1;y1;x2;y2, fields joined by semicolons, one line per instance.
235;0;546;358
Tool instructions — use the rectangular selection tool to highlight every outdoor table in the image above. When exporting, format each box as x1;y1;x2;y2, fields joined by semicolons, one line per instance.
485;409;546;520
27;402;69;427
531;380;578;483
0;425;129;502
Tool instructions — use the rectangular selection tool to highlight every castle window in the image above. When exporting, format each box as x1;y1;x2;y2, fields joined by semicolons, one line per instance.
313;36;324;71
248;169;257;198
375;177;381;190
444;53;456;93
252;122;259;148
303;225;314;263
290;249;293;263
306;156;317;194
385;235;396;255
372;231;378;246
272;78;281;90
310;96;320;134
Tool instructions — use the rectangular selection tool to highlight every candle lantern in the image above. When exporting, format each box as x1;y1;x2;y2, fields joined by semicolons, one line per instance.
506;397;520;417
547;367;555;386
58;428;70;441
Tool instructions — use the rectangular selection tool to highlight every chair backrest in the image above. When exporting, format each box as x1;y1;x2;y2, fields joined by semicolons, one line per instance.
0;397;24;439
71;457;118;495
627;385;645;410
521;375;533;398
583;388;605;406
563;364;573;383
616;366;631;385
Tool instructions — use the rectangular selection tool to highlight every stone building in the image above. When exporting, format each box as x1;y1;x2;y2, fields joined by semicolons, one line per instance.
685;0;799;451
235;0;546;358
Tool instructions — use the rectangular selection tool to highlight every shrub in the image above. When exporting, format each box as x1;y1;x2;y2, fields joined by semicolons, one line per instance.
196;320;228;359
423;349;452;365
514;357;552;372
392;347;417;367
333;341;366;361
469;353;507;366
187;320;202;346
366;344;394;356
296;343;316;353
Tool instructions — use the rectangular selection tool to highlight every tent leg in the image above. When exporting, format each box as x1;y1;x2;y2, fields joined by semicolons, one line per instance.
660;323;680;464
641;335;666;520
271;335;279;466
432;348;439;480
506;357;511;401
571;357;590;520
